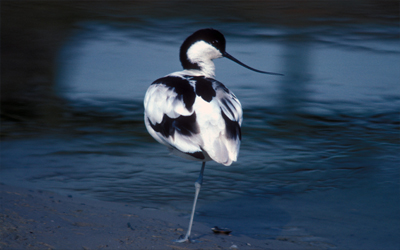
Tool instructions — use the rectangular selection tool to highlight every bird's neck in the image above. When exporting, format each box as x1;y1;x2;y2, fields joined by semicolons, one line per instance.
195;60;216;78
169;68;215;79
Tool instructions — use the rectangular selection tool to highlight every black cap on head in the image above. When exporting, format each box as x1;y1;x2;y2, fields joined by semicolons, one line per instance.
180;28;283;76
180;28;226;70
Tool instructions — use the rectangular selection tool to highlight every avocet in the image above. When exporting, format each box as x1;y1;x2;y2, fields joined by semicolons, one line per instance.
144;28;282;242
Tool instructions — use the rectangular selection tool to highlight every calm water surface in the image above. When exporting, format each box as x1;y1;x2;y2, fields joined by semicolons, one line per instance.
1;1;399;248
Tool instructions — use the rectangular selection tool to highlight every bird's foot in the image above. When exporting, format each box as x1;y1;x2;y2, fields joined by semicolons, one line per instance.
174;234;191;243
175;234;201;243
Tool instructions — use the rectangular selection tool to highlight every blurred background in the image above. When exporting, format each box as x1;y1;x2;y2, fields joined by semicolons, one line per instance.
1;1;399;249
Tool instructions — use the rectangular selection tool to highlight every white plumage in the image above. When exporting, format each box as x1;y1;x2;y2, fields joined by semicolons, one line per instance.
144;71;242;166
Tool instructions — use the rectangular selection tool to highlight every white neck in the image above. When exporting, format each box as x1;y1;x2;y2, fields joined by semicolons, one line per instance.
186;40;222;78
196;60;216;78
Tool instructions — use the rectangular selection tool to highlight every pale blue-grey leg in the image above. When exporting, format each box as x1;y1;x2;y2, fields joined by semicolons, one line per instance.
175;162;206;243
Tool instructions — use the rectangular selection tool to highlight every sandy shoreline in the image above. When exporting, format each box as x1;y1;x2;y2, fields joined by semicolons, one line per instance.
0;183;318;250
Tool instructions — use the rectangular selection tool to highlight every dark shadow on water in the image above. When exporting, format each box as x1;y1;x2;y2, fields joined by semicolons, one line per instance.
2;1;398;120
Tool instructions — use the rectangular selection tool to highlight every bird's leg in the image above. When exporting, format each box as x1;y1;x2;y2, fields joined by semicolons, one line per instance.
175;162;206;243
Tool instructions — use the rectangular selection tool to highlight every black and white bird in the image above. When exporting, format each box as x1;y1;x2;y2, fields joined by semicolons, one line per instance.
144;28;281;242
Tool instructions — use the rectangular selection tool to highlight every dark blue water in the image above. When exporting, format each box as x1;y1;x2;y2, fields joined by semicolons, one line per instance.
1;2;399;249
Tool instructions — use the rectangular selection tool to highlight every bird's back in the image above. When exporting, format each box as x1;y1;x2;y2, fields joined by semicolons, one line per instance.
144;72;242;166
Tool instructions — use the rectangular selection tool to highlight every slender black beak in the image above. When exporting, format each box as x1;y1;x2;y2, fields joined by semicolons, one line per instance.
223;52;283;76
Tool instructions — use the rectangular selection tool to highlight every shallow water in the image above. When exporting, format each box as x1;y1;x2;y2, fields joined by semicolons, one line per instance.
1;1;399;248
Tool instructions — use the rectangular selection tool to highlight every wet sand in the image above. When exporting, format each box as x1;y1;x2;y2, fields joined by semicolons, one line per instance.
0;183;320;250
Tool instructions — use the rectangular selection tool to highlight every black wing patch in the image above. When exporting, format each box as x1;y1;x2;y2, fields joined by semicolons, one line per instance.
221;108;241;140
220;98;235;119
148;112;199;139
190;76;216;102
152;76;196;111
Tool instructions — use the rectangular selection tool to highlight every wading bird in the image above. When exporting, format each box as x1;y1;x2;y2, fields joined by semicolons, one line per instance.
144;28;282;242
